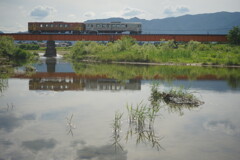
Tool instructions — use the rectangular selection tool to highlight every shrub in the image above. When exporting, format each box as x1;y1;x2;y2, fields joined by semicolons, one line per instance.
0;36;15;57
13;48;32;59
19;43;40;50
187;40;201;51
227;26;240;45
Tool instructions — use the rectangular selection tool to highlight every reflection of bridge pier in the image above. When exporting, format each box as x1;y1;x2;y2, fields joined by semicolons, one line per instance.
46;58;56;73
44;40;56;57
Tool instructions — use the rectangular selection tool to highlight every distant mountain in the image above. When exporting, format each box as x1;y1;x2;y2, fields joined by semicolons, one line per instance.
0;31;3;34
85;12;240;34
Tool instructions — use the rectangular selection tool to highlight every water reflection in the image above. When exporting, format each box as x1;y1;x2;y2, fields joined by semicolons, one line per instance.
0;78;8;95
66;114;76;136
46;58;56;73
29;78;141;91
1;58;240;160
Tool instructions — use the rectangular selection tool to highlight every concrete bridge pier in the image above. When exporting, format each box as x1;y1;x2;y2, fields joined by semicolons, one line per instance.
44;40;56;57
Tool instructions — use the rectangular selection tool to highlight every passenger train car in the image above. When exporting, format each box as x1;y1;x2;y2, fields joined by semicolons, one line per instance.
85;22;142;34
28;21;142;34
28;22;85;34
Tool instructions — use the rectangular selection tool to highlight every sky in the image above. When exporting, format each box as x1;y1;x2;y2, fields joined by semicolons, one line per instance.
0;0;240;33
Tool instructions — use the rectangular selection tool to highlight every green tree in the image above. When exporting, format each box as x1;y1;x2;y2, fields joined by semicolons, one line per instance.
0;36;15;57
227;26;240;45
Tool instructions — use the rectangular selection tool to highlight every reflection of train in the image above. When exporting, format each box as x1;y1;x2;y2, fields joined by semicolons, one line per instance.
28;21;142;34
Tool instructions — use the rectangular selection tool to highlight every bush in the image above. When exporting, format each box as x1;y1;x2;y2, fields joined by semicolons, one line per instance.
227;26;240;45
0;36;15;57
13;48;33;59
19;44;40;50
187;41;201;51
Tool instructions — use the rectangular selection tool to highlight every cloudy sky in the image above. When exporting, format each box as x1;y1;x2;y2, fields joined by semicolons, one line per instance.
0;0;239;32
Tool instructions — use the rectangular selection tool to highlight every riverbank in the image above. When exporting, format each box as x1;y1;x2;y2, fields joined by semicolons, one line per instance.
66;36;240;66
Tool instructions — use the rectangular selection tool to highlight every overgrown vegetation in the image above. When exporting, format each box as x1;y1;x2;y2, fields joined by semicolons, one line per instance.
18;43;40;50
0;36;38;61
66;36;240;65
150;82;204;108
0;36;38;70
111;82;203;151
227;26;240;45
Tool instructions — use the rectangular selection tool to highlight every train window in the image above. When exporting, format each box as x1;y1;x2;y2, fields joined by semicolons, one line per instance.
112;24;116;28
126;24;128;28
121;24;125;28
46;24;49;27
50;24;54;27
102;24;106;28
65;24;68;28
40;24;43;28
96;24;101;28
107;24;110;28
60;24;63;27
116;24;120;28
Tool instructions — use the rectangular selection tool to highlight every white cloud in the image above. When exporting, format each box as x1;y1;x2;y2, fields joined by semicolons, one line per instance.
122;7;145;17
203;120;239;136
102;7;149;19
30;6;57;19
83;12;95;18
164;5;190;17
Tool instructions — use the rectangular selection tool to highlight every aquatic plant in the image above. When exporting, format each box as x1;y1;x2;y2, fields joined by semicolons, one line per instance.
149;83;204;115
66;114;76;136
111;111;124;151
125;102;163;150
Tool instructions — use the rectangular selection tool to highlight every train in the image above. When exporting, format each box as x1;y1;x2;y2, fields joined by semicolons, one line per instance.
28;21;142;35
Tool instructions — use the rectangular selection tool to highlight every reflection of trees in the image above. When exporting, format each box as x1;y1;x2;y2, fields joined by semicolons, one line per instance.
227;75;240;89
0;78;8;95
72;62;240;89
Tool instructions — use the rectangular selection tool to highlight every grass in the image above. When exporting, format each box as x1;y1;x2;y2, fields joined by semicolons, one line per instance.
111;111;124;151
66;36;240;66
149;83;204;115
125;102;163;150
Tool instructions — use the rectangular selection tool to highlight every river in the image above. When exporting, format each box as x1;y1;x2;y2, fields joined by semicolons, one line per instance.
0;56;240;160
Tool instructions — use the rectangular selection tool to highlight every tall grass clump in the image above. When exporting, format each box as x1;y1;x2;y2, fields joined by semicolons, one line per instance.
68;36;240;65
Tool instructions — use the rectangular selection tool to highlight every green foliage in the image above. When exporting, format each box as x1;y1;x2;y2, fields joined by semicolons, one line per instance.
0;36;15;57
187;40;201;51
228;26;240;45
0;36;37;63
13;48;33;59
68;36;240;65
18;43;40;50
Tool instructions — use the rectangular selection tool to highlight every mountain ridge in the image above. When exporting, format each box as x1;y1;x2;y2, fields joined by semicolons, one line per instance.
85;12;240;34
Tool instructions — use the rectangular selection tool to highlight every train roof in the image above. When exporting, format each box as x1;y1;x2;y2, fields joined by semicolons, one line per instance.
28;22;84;24
84;22;142;24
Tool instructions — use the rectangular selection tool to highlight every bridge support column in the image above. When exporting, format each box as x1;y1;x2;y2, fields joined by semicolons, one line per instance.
44;40;56;57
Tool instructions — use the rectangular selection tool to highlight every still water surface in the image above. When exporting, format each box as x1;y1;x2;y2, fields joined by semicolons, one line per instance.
0;57;240;160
